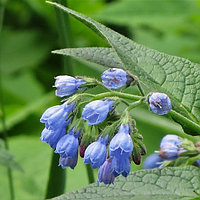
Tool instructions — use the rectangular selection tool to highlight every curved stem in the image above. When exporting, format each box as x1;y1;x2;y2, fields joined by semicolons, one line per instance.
91;91;142;101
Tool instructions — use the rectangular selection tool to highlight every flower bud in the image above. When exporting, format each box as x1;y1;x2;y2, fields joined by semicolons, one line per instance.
148;92;171;115
97;158;115;184
101;68;133;89
54;75;86;97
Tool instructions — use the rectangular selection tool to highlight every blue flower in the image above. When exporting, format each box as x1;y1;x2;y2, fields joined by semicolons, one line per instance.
82;99;114;125
40;123;66;149
55;128;80;158
109;124;133;158
143;153;164;169
109;124;133;177
40;102;75;129
148;92;172;115
159;134;182;160
84;135;108;169
101;68;129;89
160;143;179;160
58;153;78;169
160;134;182;148
97;158;115;184
54;75;86;97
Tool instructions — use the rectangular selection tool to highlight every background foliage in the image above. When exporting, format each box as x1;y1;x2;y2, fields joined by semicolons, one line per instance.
0;0;200;199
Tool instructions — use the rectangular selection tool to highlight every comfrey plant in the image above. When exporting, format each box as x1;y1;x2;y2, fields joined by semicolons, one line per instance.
40;2;200;198
40;67;177;184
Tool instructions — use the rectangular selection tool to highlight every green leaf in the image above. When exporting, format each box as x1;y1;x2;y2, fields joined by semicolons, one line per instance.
47;2;200;132
0;147;22;171
52;166;200;200
52;47;123;69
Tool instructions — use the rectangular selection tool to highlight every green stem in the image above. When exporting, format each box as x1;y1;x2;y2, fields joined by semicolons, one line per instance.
0;1;15;200
46;0;73;198
81;91;200;135
85;165;95;184
45;152;66;198
91;91;141;101
127;98;145;112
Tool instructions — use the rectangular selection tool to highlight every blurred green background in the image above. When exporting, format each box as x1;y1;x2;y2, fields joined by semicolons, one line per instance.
0;0;200;199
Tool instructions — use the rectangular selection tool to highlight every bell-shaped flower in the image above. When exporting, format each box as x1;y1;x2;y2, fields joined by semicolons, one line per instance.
101;68;131;89
40;102;75;129
97;158;115;184
111;154;131;177
54;75;86;97
143;153;164;169
82;99;114;125
160;134;182;148
84;135;108;168
148;92;171;115
55;128;80;158
40;127;65;149
58;153;78;169
40;117;72;149
109;124;133;158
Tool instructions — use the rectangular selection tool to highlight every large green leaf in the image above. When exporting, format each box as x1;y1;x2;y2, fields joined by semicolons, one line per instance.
52;166;200;200
47;2;200;130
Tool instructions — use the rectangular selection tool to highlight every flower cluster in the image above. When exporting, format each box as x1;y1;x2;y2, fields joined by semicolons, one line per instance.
143;134;183;169
40;68;173;184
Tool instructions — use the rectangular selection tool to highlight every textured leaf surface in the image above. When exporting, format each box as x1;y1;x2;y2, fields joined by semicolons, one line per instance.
47;2;200;124
52;166;200;200
52;47;122;69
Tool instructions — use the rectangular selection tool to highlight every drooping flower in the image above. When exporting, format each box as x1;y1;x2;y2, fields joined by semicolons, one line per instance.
109;124;133;177
54;75;86;97
97;158;115;184
148;92;172;115
40;102;75;129
58;153;78;169
101;68;132;89
143;153;164;169
40;124;66;149
84;135;108;168
82;99;114;125
55;128;80;158
109;124;133;158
